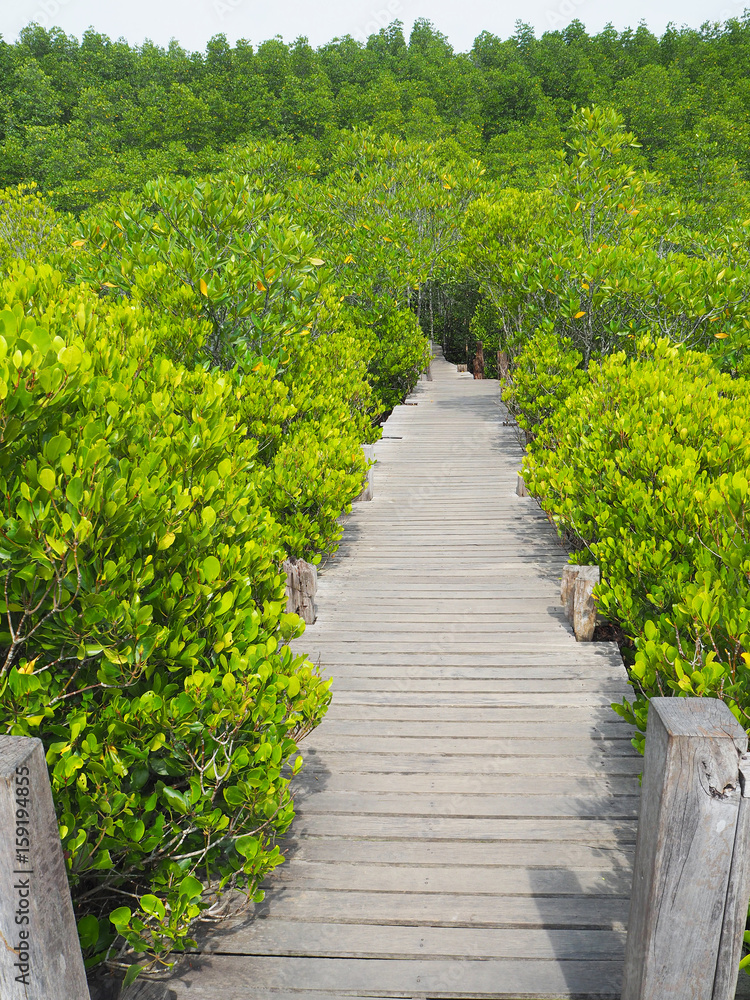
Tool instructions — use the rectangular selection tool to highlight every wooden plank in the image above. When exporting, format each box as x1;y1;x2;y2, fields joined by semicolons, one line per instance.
318;671;629;685
306;655;626;669
311;620;574;633
322;692;632;707
167;955;624;998
291;791;639;819
278;837;634;869
320;676;629;704
303;736;636;756
318;720;632;738
322;704;630;721
241;890;630;927
299;751;643;776
263;861;632;895
285;814;638;843
293;771;640;797
0;736;90;1000
715;756;750;999
198;920;626;960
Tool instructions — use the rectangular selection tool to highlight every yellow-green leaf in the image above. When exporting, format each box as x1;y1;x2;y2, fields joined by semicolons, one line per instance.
39;468;56;492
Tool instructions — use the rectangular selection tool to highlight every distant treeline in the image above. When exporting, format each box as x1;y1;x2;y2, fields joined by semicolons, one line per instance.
2;15;750;210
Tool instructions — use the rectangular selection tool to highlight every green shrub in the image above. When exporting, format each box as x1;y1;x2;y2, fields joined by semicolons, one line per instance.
369;308;431;415
70;176;379;558
522;338;750;742
233;290;376;558
0;183;63;275
503;329;587;433
0;266;331;971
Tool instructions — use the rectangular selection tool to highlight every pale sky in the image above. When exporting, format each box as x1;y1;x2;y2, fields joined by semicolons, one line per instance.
1;0;746;53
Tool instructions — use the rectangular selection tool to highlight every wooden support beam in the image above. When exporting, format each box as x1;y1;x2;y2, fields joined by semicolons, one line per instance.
573;566;599;641
560;565;600;641
283;558;318;624
472;342;485;380
0;736;90;999
622;698;750;1000
560;565;579;622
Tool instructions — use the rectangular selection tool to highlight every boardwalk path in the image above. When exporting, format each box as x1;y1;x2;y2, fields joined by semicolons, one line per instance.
173;355;642;999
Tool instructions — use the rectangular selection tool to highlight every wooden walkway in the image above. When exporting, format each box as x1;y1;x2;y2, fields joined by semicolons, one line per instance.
171;355;642;999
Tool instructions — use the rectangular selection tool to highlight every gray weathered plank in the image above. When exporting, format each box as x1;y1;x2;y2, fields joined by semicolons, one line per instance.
167;955;624;998
199;920;626;960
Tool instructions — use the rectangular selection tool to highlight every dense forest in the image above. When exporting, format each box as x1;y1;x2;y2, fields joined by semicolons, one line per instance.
2;16;750;213
1;13;750;981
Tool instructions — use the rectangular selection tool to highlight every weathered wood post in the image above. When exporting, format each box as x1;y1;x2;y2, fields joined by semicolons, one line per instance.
472;341;485;380
573;566;599;641
622;698;750;1000
283;558;318;625
0;736;90;999
560;564;600;641
497;350;510;383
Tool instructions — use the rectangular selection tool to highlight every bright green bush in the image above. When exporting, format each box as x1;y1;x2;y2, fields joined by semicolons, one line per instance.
0;183;63;275
522;338;750;743
238;292;376;556
72;173;325;370
503;328;587;434
368;309;431;415
0;266;331;972
70;175;378;558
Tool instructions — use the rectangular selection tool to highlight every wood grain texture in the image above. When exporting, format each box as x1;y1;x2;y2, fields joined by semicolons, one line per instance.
714;753;750;999
574;567;600;642
167;355;663;998
0;736;90;999
622;698;750;1000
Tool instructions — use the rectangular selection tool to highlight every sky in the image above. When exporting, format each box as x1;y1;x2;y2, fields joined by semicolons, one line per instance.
1;0;746;53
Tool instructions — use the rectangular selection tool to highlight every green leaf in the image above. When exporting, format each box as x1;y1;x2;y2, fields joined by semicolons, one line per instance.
235;835;259;859
202;555;221;582
140;894;166;920
123;963;144;988
77;914;100;951
223;785;245;806
179;875;204;901
57;344;83;371
45;432;72;463
286;675;301;698
162;787;189;814
65;477;83;505
38;468;56;492
109;906;132;932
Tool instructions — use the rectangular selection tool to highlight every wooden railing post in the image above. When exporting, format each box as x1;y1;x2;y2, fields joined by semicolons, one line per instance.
622;697;750;1000
0;736;90;998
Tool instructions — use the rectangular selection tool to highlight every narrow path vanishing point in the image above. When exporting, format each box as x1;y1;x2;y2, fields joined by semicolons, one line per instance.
171;353;642;1000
